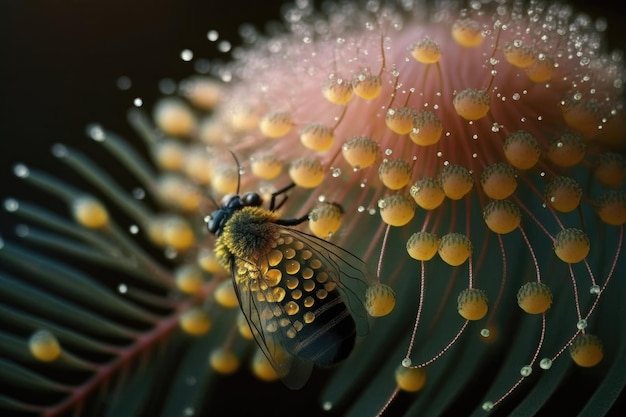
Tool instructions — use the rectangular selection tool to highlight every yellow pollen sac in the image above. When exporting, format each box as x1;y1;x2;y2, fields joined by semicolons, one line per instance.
72;196;109;229
480;162;517;200
395;365;427;392
570;334;604;367
544;176;583;213
162;216;195;250
386;107;418;135
308;202;343;238
174;264;204;295
237;313;254;340
483;200;521;234
154;140;186;171
352;71;382;100
594;152;625;187
597;191;626;226
183;148;214;185
410;110;443;146
438;233;472;266
229;104;261;133
153;98;196;137
29;330;62;362
288;157;324;188
180;307;212;335
503;130;541;170
259;111;293;138
157;175;201;212
503;42;537;68
547;133;586;167
562;99;602;139
379;195;416;227
411;38;441;64
300;123;335;152
198;117;225;145
210;348;240;375
250;152;283;180
457;288;488;320
452;19;484;47
342;136;379;169
211;166;239;195
197;248;222;274
181;77;222;111
453;89;490;121
378;159;412;190
525;54;554;83
517;282;553;314
410;177;445;210
365;283;396;317
440;164;474;200
553;228;590;263
251;349;280;381
214;280;239;308
322;76;353;105
406;231;440;261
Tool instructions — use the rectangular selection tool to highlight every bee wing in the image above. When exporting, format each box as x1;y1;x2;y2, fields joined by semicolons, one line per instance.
231;256;313;389
282;228;373;336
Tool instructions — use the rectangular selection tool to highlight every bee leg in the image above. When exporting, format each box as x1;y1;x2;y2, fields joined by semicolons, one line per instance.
275;214;309;226
269;182;297;211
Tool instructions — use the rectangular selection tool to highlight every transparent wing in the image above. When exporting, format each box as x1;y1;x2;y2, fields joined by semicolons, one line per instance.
230;226;374;389
231;255;313;389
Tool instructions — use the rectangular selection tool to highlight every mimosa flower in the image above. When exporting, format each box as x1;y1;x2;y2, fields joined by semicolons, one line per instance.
1;0;624;416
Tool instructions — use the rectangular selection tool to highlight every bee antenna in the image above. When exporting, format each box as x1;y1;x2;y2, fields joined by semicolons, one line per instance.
228;150;242;195
207;194;220;210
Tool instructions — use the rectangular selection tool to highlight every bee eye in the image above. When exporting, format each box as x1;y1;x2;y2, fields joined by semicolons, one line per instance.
242;192;262;206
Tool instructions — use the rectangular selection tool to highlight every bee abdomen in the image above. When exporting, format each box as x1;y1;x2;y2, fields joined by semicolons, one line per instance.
288;290;356;367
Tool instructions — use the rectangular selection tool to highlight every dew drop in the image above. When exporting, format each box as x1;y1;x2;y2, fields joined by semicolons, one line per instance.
118;284;128;293
480;328;491;337
576;319;588;330
16;225;29;237
4;198;19;212
133;97;143;107
165;247;178;259
88;124;105;141
589;285;601;295
51;144;68;157
132;188;146;200
207;30;219;41
401;358;412;367
180;49;194;61
218;40;231;53
539;358;552;370
129;225;139;235
520;365;532;377
158;78;177;95
13;164;29;178
116;76;132;90
482;401;494;411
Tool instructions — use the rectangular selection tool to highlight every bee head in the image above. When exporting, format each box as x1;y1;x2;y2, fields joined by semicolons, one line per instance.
207;192;264;236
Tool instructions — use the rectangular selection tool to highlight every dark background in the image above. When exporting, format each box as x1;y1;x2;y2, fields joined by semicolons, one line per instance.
0;0;624;416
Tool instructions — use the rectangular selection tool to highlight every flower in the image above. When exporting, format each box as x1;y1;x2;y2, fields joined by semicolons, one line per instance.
1;0;625;416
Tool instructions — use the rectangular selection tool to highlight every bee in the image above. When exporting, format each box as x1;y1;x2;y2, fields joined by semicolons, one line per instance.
207;158;373;389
